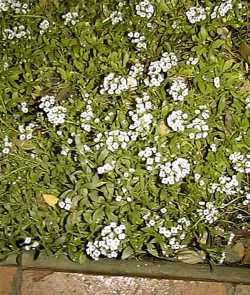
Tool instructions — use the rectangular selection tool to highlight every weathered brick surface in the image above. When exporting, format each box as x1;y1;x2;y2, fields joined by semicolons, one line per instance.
20;271;247;295
235;285;250;295
0;267;17;295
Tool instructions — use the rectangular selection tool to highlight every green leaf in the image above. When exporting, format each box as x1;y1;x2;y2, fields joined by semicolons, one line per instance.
197;79;206;94
212;39;224;49
92;207;104;223
217;96;226;115
223;60;234;72
121;246;134;259
146;243;159;258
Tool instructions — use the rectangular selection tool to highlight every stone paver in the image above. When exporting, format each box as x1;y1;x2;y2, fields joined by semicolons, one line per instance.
0;266;17;295
0;266;248;295
20;271;244;295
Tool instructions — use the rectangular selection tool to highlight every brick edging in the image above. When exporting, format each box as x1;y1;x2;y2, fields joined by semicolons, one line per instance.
1;252;250;285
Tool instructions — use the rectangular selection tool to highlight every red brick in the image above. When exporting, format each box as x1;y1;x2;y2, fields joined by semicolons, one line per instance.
0;266;17;295
235;285;250;295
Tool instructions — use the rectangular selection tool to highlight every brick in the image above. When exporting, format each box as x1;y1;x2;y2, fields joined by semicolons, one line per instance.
0;266;17;295
235;285;250;295
21;270;54;295
166;280;229;295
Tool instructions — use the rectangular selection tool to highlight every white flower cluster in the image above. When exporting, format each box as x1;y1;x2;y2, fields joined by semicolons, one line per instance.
167;110;188;132
178;217;191;228
159;158;191;185
0;0;29;14
47;106;66;126
243;193;250;206
93;133;104;151
138;147;162;171
122;168;136;180
127;31;147;51
186;6;206;24
194;173;205;186
20;237;39;251
211;0;233;19
86;223;126;260
0;136;12;155
135;0;154;19
104;111;114;122
115;185;133;202
159;218;190;250
39;95;66;126
128;63;144;78
60;146;69;156
245;97;250;109
3;25;30;40
229;152;250;174
80;94;94;133
209;175;239;196
188;105;209;139
20;102;28;113
39;95;55;112
104;130;136;152
100;73;137;95
128;93;153;136
58;197;72;211
18;123;35;141
39;20;50;35
210;143;217;152
186;56;199;65
118;1;126;8
197;201;219;224
97;161;116;174
62;12;79;26
109;11;122;25
143;211;160;227
168;78;189;101
144;52;178;87
213;77;220;88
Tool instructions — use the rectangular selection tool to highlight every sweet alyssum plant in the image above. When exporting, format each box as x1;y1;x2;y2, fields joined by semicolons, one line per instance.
0;0;249;264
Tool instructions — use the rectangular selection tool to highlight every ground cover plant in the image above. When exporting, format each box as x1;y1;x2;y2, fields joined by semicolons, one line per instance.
0;0;250;265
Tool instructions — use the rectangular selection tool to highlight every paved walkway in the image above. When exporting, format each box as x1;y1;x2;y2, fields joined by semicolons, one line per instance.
1;266;250;295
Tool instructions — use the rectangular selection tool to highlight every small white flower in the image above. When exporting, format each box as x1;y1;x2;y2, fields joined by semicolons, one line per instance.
148;219;156;226
136;0;155;19
160;208;167;214
245;97;250;109
186;6;206;24
62;12;79;26
194;173;201;182
186;56;199;65
127;31;147;51
211;1;233;19
115;195;122;201
159;158;191;185
210;144;217;152
109;11;123;25
39;20;50;35
24;237;32;244
167;110;188;132
168;78;189;101
97;162;115;174
214;77;220;88
31;241;39;248
118;233;125;240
